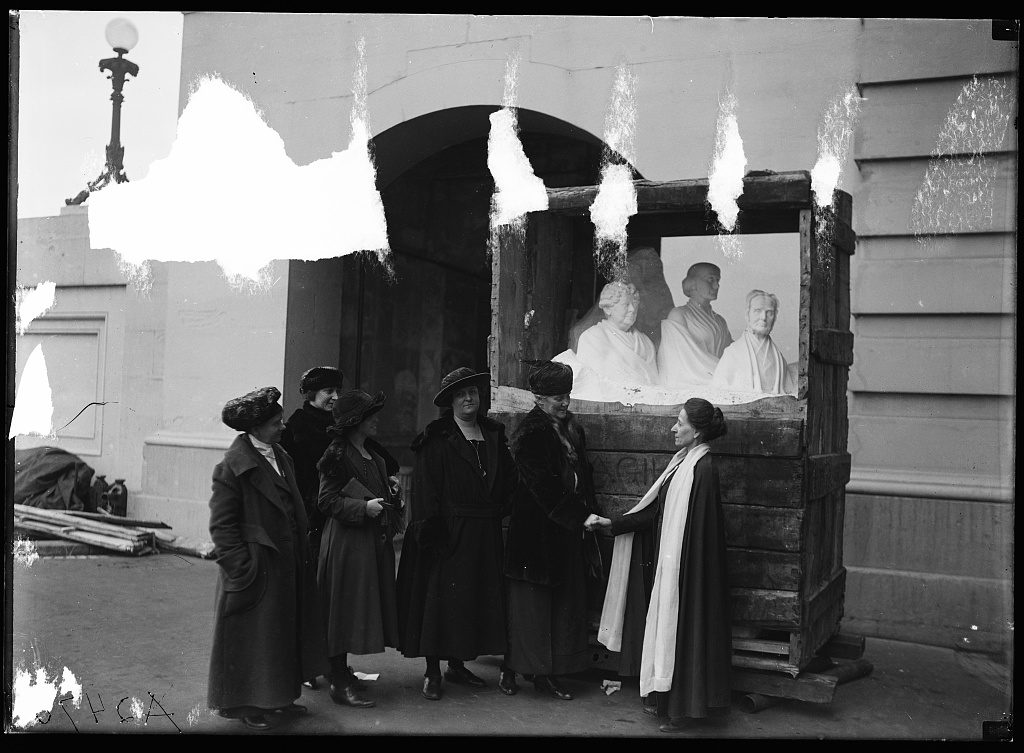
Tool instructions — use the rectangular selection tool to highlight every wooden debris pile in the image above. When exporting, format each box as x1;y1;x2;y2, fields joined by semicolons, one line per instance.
14;504;157;555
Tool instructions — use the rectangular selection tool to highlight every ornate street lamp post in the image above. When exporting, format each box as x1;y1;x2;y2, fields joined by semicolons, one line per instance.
66;19;140;206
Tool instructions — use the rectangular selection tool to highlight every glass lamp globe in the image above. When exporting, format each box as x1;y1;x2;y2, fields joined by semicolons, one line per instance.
105;18;139;53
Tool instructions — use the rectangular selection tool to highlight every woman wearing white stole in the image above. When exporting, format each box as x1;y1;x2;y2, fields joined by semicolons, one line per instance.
587;398;731;733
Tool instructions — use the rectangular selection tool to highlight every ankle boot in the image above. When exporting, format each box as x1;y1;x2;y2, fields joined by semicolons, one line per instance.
329;656;375;708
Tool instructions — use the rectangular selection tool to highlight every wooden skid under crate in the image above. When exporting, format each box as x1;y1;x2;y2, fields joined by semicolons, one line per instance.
732;633;871;704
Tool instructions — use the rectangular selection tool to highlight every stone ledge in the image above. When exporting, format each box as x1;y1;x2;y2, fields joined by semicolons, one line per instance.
130;493;213;544
848;467;1013;503
843;566;1012;653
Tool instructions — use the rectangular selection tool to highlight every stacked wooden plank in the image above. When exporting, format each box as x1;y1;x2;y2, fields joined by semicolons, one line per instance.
14;504;157;555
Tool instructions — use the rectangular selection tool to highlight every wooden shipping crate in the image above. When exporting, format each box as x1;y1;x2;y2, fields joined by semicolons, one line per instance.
489;171;856;675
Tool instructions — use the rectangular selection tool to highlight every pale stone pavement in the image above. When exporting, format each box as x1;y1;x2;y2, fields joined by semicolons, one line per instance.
9;553;1013;739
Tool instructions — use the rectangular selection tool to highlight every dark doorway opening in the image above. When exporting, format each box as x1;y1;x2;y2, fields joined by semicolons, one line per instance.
345;131;605;465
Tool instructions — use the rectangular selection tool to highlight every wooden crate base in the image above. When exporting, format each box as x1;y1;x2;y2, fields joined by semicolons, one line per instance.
730;626;867;683
588;628;866;676
731;628;803;677
586;628;872;709
734;657;874;708
733;632;872;709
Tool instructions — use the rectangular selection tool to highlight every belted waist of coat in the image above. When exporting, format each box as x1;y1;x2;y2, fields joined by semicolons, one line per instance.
450;506;501;519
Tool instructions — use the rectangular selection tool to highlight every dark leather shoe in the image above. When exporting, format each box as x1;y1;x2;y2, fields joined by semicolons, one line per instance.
533;675;573;700
329;683;376;708
445;664;486;688
242;714;273;730
498;669;519;696
659;719;688;733
422;675;443;700
274;703;308;716
642;702;658;717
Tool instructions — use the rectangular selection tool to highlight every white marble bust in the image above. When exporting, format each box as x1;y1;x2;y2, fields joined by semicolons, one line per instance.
657;261;733;386
574;280;660;387
712;289;795;395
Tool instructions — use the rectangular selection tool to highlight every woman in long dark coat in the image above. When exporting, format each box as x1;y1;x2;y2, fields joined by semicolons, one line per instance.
317;389;403;709
281;366;345;563
592;397;731;733
396;367;520;701
505;361;602;701
207;386;328;731
280;366;344;690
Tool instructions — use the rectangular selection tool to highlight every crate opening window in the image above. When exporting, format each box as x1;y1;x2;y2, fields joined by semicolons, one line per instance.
555;233;801;406
490;171;850;415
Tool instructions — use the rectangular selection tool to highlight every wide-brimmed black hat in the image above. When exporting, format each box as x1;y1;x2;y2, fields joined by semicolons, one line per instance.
433;367;489;407
299;366;344;395
222;386;284;432
327;389;387;436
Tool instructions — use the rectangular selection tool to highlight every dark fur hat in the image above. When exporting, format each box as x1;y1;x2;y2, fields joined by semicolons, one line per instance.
299;366;344;395
528;361;573;396
222;386;283;432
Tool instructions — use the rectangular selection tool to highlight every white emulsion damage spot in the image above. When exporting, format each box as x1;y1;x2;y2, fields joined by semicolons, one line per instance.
186;703;204;726
12;666;59;728
590;163;638;263
13;537;40;567
15;281;56;335
12;663;79;729
88;40;390;287
707;90;746;233
591;63;639;275
811;87;863;210
60;667;83;708
911;76;1014;237
487;51;548;229
10;343;54;440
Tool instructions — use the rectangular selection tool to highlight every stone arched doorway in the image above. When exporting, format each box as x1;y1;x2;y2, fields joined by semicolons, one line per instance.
284;106;635;465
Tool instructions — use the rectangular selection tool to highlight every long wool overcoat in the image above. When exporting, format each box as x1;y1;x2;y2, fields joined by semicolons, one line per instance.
504;406;598;586
207;434;328;712
396;414;518;659
316;437;401;656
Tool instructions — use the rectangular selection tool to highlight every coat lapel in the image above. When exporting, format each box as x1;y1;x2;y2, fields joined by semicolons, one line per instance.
225;435;290;517
368;450;395;504
268;450;292;492
446;424;488;487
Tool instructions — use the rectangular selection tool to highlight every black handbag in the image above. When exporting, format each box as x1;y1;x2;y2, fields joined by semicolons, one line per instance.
340;477;404;539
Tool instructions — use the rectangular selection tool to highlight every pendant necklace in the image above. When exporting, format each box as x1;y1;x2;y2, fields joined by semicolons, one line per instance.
470;438;486;477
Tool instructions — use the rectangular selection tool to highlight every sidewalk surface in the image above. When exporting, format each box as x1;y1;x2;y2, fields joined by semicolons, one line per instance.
9;553;1013;739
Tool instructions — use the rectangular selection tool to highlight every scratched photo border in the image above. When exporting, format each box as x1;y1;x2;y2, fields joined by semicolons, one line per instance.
5;12;1017;738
